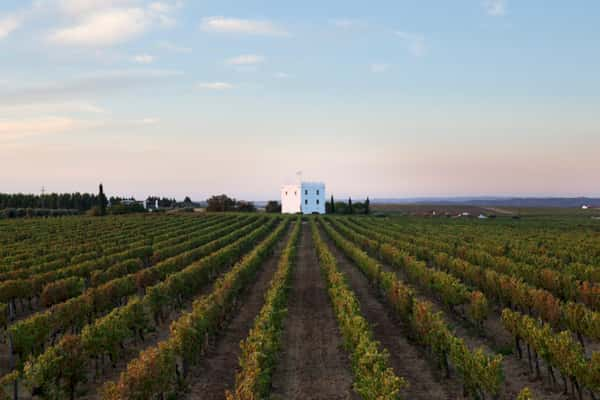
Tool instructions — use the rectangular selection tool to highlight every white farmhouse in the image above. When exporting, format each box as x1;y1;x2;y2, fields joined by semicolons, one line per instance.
281;182;326;214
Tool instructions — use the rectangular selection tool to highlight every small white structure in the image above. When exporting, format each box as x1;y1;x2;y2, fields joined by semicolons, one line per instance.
281;182;326;214
145;199;160;210
582;205;589;210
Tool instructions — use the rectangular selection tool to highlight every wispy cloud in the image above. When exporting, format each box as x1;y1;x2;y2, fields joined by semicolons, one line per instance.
0;14;22;39
483;0;507;16
329;18;368;30
137;117;160;124
0;116;87;141
197;82;234;90
0;69;183;105
275;72;292;79
395;31;426;57
57;0;138;17
157;40;191;53
49;8;149;46
200;17;288;36
132;54;155;64
226;54;265;66
48;1;181;46
370;63;390;73
148;1;182;15
0;101;105;115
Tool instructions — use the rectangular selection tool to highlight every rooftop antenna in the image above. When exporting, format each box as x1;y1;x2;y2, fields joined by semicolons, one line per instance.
296;170;302;184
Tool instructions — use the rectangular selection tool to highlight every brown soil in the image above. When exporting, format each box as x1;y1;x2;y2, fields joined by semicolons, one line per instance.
79;294;199;399
185;224;293;400
340;227;570;400
77;228;282;400
412;264;573;399
319;226;465;400
355;220;590;399
270;222;358;400
418;290;569;399
479;312;570;400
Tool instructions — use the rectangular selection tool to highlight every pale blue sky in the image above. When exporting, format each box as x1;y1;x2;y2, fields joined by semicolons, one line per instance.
1;1;599;200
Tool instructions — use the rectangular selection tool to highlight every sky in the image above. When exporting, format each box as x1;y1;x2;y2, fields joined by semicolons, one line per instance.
1;0;599;201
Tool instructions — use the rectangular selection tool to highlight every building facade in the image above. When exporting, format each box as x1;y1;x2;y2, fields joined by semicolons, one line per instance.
281;182;326;214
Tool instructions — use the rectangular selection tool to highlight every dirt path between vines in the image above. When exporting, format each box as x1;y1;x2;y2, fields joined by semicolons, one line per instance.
78;226;281;400
270;222;357;400
388;248;570;399
185;224;293;400
332;221;570;400
319;226;465;400
401;274;568;400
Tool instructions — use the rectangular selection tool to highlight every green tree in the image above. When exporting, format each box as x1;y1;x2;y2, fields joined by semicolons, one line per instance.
353;201;365;214
330;195;335;213
348;197;353;214
237;201;257;212
98;183;107;216
334;201;348;214
265;201;281;213
365;197;370;215
206;194;237;212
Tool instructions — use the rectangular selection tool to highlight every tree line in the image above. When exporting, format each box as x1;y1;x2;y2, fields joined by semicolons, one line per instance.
0;192;102;211
206;194;257;212
1;183;196;219
326;195;371;215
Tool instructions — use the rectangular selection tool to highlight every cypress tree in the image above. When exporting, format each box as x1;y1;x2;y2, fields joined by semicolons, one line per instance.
98;183;107;216
365;196;370;215
330;195;335;214
348;197;353;214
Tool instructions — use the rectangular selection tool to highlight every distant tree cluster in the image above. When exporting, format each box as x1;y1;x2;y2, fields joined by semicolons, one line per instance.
146;196;178;208
265;201;282;213
1;183;197;218
0;192;100;211
326;195;370;215
206;194;257;212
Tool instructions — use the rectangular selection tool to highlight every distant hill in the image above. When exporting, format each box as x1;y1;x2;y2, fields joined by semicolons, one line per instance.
372;197;600;208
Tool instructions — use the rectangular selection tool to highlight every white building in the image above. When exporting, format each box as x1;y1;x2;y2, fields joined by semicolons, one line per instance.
281;182;326;214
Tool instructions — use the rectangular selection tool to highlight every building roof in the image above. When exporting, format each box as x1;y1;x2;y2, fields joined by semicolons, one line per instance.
300;181;325;186
281;181;325;189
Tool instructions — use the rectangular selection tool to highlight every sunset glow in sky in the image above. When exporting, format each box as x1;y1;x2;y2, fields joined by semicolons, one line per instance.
1;1;599;200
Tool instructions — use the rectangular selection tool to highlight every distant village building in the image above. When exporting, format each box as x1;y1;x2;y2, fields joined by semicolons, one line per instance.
120;199;145;208
145;198;160;210
281;182;326;214
582;205;590;209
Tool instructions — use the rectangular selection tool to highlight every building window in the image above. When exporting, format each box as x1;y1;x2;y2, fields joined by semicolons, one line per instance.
294;191;297;195
305;189;308;195
305;199;308;205
285;191;288;196
316;199;320;204
317;190;320;195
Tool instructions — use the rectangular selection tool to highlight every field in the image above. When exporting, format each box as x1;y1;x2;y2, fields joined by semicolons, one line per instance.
0;213;599;400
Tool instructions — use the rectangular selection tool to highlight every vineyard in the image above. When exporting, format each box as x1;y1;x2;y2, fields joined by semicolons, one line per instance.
0;213;599;399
